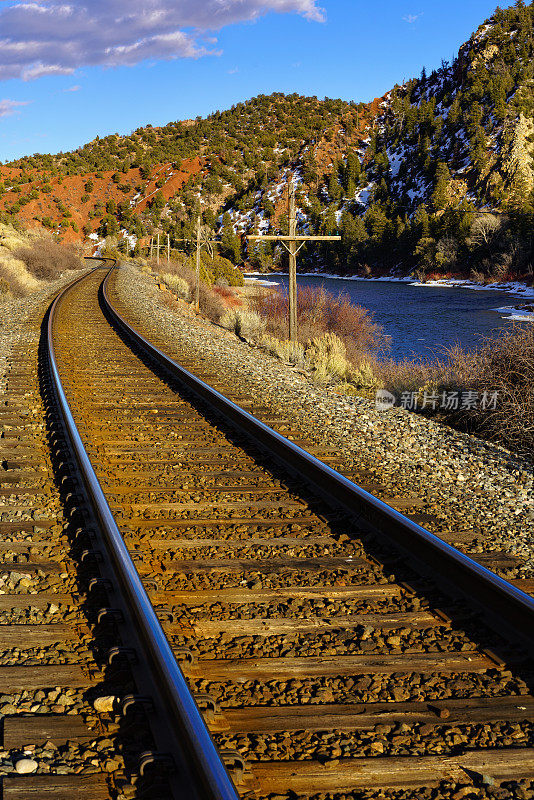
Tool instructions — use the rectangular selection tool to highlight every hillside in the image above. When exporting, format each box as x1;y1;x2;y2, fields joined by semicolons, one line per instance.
0;94;381;251
2;1;534;282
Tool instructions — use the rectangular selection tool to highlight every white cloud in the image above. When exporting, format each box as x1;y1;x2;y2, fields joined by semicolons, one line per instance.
227;66;238;74
403;12;422;24
65;84;81;92
0;98;31;118
0;0;325;82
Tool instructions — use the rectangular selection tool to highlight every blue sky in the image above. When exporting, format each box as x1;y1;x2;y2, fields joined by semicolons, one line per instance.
0;0;511;162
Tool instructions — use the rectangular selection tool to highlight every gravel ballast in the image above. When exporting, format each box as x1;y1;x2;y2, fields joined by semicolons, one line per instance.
0;269;92;393
114;264;534;579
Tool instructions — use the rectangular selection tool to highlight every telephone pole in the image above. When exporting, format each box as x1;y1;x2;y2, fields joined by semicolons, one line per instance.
195;214;201;313
247;179;341;344
288;183;298;342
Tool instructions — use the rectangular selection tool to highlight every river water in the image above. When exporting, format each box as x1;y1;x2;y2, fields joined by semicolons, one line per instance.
253;273;522;360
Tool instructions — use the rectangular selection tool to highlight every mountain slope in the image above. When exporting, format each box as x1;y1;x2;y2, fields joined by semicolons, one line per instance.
2;2;534;282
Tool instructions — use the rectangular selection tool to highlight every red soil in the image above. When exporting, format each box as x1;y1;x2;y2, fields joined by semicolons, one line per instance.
0;156;203;243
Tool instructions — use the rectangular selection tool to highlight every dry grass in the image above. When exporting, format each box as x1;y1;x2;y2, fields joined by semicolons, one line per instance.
255;286;390;362
305;332;352;383
159;273;190;300
259;336;306;367
0;276;10;296
377;327;534;456
196;282;226;322
258;331;378;386
213;284;241;308
220;309;265;340
0;223;40;297
253;285;388;385
0;259;39;297
14;238;82;279
149;257;226;322
445;328;534;455
0;223;85;298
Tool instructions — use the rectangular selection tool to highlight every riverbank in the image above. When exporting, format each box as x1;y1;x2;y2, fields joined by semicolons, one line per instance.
247;271;534;324
248;270;534;294
115;262;534;582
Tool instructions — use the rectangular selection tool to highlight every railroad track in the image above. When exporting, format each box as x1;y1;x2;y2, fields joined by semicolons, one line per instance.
2;261;534;798
0;272;165;799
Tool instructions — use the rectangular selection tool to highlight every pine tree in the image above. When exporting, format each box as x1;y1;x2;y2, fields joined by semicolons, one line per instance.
150;191;165;212
344;151;361;188
414;204;430;237
328;171;342;202
432;162;451;211
220;212;242;264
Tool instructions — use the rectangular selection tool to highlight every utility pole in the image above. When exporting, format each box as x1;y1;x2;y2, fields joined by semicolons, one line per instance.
163;216;217;313
167;234;170;267
247;179;341;344
195;214;201;313
156;233;160;267
288;182;298;342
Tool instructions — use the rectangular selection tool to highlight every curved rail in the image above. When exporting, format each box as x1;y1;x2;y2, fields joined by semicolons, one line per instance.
47;261;240;800
102;265;534;652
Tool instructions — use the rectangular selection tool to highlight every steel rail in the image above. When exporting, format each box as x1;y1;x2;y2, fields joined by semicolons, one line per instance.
102;265;534;651
47;260;240;800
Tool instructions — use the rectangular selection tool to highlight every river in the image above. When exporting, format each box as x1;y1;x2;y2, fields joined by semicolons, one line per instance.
251;273;528;360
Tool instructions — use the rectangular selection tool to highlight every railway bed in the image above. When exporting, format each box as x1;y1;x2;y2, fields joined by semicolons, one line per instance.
0;294;166;799
1;261;532;799
44;264;534;798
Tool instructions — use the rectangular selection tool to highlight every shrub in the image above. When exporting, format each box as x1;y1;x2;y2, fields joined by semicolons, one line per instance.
221;309;265;340
160;273;190;299
197;282;225;322
377;327;534;456
305;332;353;383
443;328;534;455
220;309;239;330
260;335;306;366
213;285;240;307
0;259;37;296
348;360;378;389
14;238;83;279
376;356;441;398
255;286;389;363
211;254;244;287
259;330;377;386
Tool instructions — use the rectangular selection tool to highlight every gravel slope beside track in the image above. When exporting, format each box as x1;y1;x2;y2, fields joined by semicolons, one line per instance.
114;264;534;585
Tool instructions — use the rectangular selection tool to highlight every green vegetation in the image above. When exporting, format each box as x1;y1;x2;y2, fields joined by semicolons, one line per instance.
2;4;534;286
300;1;534;281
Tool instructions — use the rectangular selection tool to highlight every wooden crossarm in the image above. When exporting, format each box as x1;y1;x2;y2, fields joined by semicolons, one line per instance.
246;235;341;241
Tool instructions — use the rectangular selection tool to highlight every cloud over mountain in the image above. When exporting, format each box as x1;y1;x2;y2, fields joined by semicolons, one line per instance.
0;0;324;81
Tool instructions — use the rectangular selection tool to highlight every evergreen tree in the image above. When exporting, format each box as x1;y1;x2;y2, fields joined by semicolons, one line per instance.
432;162;451;211
328;171;342;202
220;212;242;264
151;190;166;212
